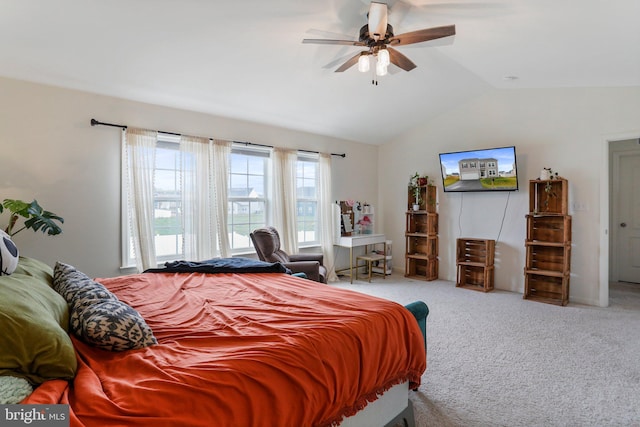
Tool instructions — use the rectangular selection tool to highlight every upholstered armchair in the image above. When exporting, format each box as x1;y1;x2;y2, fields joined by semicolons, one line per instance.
249;226;327;283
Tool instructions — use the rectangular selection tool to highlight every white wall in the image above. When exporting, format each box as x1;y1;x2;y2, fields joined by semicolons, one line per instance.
0;77;378;278
379;87;640;306
4;76;639;306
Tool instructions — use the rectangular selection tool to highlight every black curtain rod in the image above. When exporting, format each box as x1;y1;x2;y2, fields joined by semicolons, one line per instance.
90;118;346;158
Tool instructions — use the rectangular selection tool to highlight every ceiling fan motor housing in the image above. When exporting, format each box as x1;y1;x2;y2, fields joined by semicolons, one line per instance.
359;24;394;46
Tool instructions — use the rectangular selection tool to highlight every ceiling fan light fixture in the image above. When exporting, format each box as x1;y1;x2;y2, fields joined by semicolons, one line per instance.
376;61;388;76
377;48;390;67
358;53;370;73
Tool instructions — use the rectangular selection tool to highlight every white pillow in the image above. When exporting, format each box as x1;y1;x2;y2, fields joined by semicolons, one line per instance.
0;230;19;276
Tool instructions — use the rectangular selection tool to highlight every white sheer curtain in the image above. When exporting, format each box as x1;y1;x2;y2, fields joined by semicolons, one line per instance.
272;148;299;253
318;153;338;281
180;135;215;261
212;139;231;258
124;128;158;272
180;136;232;260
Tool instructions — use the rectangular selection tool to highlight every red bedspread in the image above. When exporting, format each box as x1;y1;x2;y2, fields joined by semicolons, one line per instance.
25;272;426;427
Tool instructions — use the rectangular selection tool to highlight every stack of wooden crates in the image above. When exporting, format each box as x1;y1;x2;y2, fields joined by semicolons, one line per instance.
524;178;572;306
456;238;495;292
405;184;438;280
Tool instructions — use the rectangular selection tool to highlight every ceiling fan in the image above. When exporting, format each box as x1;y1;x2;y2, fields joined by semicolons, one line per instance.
303;1;455;77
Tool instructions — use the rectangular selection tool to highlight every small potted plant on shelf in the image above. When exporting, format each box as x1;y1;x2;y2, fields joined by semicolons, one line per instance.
539;167;559;181
412;191;421;211
409;173;422;211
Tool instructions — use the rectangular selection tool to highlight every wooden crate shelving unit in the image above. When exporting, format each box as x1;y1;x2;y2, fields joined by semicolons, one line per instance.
524;179;572;306
405;185;438;281
529;178;568;214
456;238;495;292
407;184;437;212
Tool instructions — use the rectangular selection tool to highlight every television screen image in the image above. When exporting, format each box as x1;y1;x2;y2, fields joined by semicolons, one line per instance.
439;146;518;192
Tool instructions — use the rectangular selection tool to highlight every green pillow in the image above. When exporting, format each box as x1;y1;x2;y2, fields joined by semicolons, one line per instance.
0;257;77;385
12;257;56;285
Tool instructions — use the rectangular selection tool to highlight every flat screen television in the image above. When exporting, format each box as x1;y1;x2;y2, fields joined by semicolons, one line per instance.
439;146;518;192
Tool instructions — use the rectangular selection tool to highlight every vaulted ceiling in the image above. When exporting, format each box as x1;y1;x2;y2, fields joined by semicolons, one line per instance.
1;0;639;144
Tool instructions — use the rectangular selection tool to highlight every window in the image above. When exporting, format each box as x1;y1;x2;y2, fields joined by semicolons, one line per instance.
124;138;322;266
153;140;184;260
123;135;185;267
228;147;268;252
296;156;319;246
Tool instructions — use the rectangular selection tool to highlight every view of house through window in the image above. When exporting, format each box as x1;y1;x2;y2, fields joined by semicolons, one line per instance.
228;148;268;251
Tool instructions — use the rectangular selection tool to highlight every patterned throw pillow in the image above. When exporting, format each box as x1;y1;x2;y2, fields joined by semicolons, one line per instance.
73;299;158;351
53;262;118;303
53;262;157;351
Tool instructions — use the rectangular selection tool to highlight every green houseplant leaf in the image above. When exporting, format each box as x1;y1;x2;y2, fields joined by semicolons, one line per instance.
1;199;64;237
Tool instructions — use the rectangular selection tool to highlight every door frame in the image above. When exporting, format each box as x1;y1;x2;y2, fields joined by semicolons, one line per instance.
610;140;640;283
603;132;640;307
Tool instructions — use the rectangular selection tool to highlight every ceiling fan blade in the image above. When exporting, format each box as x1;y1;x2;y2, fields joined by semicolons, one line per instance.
302;38;365;46
389;24;456;46
387;47;416;71
323;52;361;70
368;2;388;40
335;52;364;72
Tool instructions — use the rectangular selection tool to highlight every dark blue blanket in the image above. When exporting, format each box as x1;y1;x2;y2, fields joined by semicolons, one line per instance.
144;257;291;275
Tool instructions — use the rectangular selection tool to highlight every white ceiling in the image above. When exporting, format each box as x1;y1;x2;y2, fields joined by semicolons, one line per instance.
1;0;639;145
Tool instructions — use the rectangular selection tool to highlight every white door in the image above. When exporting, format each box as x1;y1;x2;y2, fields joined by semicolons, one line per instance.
615;151;640;283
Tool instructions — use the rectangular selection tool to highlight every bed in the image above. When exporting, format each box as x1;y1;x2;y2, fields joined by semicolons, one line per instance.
2;257;426;427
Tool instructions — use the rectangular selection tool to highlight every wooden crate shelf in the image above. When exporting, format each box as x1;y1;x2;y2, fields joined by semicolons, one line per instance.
524;179;571;306
458;265;495;292
525;245;571;274
405;212;438;235
407;185;437;212
456;238;495;292
529;178;568;215
405;185;438;281
526;215;571;244
523;272;570;306
406;235;438;258
405;256;438;281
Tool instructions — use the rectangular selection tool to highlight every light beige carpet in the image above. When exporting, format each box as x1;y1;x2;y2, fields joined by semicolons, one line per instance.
333;276;640;427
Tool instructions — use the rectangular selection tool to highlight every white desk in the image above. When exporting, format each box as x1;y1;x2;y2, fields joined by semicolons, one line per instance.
335;234;386;283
